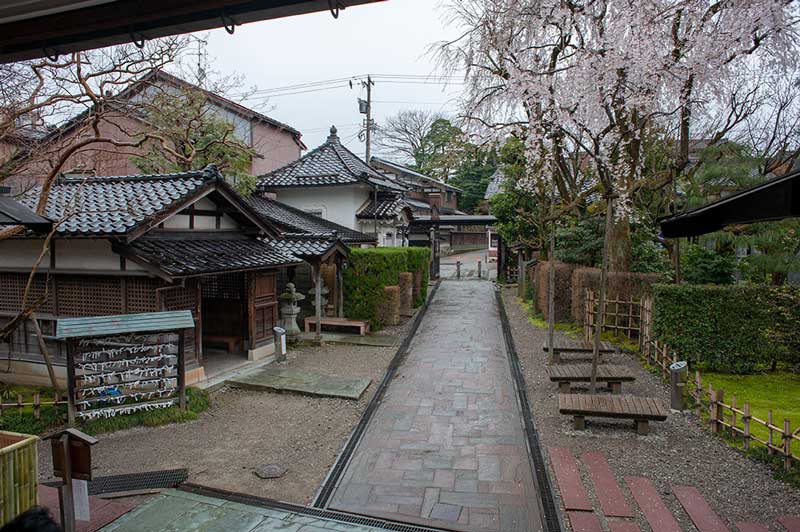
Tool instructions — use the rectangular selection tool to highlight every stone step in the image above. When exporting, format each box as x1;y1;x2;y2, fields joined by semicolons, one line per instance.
625;476;681;532
548;447;592;511
609;521;641;532
779;516;800;531
582;452;634;518
736;523;769;532
673;485;730;532
567;511;603;532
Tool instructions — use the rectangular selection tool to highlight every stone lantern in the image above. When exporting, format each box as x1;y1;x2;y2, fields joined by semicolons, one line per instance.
279;283;305;340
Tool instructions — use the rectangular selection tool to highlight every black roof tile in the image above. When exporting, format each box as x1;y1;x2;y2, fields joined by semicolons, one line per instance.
243;195;376;243
126;232;301;276
356;194;410;220
257;126;405;192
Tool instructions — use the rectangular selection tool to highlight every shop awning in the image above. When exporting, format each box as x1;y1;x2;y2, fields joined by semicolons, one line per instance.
659;170;800;238
0;0;385;63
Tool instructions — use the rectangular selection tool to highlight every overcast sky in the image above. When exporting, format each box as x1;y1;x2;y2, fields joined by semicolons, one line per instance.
200;0;464;159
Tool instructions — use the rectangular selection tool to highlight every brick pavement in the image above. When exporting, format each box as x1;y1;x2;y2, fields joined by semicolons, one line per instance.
328;280;543;531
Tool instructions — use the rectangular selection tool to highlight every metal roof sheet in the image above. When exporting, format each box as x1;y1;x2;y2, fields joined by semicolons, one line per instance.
56;310;195;338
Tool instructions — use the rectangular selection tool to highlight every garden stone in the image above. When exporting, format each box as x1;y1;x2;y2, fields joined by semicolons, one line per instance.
255;464;287;479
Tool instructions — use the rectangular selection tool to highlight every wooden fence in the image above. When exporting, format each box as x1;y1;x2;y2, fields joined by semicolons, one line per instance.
583;288;643;341
585;291;799;471
0;392;65;419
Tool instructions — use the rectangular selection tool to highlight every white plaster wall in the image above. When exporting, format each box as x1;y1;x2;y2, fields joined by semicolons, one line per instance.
56;239;120;270
0;239;49;269
163;214;191;229
274;186;370;230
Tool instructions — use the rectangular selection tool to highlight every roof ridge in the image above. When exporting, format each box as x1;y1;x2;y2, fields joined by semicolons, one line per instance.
57;165;219;184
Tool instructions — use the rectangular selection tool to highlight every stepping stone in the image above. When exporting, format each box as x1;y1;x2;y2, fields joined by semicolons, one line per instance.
227;367;371;399
779;516;800;532
254;464;287;479
609;522;641;532
625;477;681;532
567;511;603;532
582;452;634;518
737;524;769;532
549;448;592;511
673;485;729;532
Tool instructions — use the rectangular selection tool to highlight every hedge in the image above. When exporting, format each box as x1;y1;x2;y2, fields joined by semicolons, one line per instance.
652;284;800;373
343;247;430;328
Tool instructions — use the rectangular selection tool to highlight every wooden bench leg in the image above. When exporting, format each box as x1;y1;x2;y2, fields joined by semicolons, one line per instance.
573;415;586;430
559;382;571;393
609;381;622;394
551;351;561;364
635;419;649;435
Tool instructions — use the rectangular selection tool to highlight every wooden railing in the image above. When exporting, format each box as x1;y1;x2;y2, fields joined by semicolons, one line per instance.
0;392;65;419
585;290;799;471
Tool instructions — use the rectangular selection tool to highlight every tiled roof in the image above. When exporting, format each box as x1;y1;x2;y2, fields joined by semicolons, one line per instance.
257;127;405;191
243;195;376;243
270;235;336;259
18;167;218;236
356;194;410;220
125;232;301;276
370;156;462;193
484;169;507;200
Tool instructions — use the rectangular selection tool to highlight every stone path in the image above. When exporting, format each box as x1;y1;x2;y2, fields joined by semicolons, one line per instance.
101;489;392;531
328;280;543;531
227;367;371;400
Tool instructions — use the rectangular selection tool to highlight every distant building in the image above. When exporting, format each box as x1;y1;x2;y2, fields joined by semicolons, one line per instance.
370;156;462;216
256;127;410;246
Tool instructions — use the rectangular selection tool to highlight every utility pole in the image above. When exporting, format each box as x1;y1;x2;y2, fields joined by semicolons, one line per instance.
364;75;374;161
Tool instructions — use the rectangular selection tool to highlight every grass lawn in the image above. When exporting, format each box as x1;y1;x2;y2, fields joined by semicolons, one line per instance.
701;371;800;442
0;383;210;436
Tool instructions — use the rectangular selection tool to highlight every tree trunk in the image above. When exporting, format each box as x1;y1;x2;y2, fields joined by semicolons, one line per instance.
607;212;631;272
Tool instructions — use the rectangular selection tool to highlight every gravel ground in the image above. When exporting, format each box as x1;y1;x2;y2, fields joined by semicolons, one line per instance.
37;322;409;505
500;287;800;531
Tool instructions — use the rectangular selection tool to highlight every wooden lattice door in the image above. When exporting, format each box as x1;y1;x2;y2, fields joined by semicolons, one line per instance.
248;272;277;349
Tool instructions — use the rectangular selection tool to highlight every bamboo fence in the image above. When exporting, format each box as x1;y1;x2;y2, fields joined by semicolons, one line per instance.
0;431;39;525
583;288;643;341
585;291;799;471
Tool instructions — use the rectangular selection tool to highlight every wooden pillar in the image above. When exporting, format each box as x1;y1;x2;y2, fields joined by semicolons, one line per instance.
337;260;344;318
314;263;322;343
517;252;524;296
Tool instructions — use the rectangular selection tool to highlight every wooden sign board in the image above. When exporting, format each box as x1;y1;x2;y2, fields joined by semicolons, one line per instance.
51;438;93;481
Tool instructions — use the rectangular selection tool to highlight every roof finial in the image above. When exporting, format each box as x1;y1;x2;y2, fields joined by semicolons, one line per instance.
328;125;339;142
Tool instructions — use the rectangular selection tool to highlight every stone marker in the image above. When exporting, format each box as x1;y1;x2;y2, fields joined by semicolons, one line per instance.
255;464;287;479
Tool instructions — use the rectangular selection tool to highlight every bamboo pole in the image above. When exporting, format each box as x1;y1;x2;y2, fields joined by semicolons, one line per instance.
591;195;614;393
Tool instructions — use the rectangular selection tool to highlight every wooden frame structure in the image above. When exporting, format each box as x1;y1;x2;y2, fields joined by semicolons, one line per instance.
57;311;194;426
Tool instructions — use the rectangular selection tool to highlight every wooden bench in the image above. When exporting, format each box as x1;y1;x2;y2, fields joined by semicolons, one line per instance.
543;339;616;363
558;393;668;434
203;335;242;353
547;364;636;394
304;317;370;336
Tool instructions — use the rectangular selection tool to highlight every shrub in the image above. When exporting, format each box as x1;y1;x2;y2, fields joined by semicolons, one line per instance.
343;247;430;328
571;268;662;323
652;284;800;373
681;244;736;285
404;247;431;306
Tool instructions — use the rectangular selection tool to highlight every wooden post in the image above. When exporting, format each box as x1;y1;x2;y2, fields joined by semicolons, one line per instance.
709;386;718;433
477;258;482;279
59;433;76;532
337;262;344;318
714;389;724;434
768;410;775;455
695;371;702;417
177;331;186;412
314;264;322;344
17;394;23;415
784;419;792;471
731;394;737;439
517;252;524;297
743;402;751;450
34;393;40;419
30;315;61;395
65;340;76;426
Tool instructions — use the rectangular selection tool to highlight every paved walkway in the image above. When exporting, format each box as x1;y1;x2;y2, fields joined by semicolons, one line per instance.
328;281;543;531
101;489;392;532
